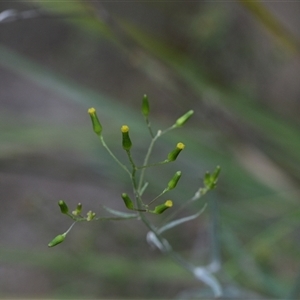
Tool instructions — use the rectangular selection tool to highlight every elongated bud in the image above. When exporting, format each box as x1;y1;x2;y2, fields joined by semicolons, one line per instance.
204;172;211;188
88;108;102;136
167;143;185;162
121;193;134;210
142;94;150;117
212;166;221;181
58;200;69;214
87;210;96;221
152;200;173;214
121;125;132;150
204;166;221;190
48;233;66;247
72;203;82;216
175;110;194;127
167;171;182;190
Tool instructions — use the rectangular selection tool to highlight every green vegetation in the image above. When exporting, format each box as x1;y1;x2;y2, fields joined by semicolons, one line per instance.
0;1;300;299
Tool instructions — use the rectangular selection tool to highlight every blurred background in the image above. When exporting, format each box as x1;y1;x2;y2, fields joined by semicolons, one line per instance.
0;1;300;299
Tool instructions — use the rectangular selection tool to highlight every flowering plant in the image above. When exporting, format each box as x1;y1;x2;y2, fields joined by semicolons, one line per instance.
48;95;221;297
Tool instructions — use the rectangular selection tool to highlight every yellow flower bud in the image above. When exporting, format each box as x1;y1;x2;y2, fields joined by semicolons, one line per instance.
152;200;173;214
177;143;185;149
121;125;132;150
167;143;185;162
88;107;102;136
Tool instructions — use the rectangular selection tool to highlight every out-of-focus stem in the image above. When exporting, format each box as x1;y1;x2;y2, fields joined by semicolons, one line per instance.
99;135;131;177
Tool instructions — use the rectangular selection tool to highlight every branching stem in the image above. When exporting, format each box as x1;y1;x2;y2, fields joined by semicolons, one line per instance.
99;135;131;177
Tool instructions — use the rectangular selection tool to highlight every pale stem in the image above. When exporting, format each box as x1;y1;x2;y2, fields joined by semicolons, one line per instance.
99;135;131;177
137;124;176;192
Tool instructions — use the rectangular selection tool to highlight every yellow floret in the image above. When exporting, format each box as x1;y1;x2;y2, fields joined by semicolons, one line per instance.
165;200;173;207
121;125;129;133
177;142;185;150
88;107;96;115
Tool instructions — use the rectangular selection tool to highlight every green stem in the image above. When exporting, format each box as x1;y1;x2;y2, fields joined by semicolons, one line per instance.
162;188;203;224
160;124;176;135
208;198;221;273
99;135;131;177
145;116;154;138
94;216;139;221
127;150;143;208
137;160;168;169
64;222;76;234
138;133;159;192
139;212;194;272
137;124;177;192
126;150;137;175
147;189;168;206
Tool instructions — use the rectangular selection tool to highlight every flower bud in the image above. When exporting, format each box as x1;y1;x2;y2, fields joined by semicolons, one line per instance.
212;165;221;181
204;171;212;188
58;200;69;214
152;200;173;214
48;233;66;247
175;110;194;127
167;143;185;162
142;94;150;117
167;171;182;190
72;203;82;216
204;166;221;189
88;107;102;136
87;210;96;221
121;125;132;150
121;193;134;210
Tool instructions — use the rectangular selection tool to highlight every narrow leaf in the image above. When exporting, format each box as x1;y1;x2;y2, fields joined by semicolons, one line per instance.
103;206;138;218
140;182;149;196
158;204;207;234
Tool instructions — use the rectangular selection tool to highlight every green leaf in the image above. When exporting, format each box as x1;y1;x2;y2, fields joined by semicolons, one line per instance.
158;204;207;234
103;206;138;218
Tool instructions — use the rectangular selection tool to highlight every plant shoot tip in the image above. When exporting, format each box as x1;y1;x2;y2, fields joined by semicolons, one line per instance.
121;125;129;133
88;107;96;114
177;143;185;149
165;200;173;207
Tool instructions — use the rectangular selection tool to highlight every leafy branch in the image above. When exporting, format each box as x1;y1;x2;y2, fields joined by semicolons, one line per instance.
48;95;221;297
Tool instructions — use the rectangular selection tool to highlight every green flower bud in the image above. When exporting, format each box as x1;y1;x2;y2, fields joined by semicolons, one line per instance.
204;166;221;190
142;94;150;117
167;143;185;162
121;193;134;210
48;233;66;247
72;203;82;216
175;110;194;127
58;200;69;214
204;171;211;188
212;165;221;181
167;171;182;190
152;200;173;214
121;125;132;150
87;210;96;221
88;107;102;136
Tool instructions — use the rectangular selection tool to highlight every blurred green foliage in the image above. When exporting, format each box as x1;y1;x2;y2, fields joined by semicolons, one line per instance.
0;1;300;298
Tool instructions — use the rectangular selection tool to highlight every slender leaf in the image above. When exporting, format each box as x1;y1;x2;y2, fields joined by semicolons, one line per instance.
158;204;207;234
103;206;138;219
